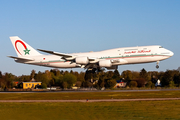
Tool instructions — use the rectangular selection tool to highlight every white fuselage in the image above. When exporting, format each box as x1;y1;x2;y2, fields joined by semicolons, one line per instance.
15;45;173;69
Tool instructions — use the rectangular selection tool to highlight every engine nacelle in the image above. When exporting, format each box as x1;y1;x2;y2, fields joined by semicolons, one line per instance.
75;57;89;64
99;60;112;67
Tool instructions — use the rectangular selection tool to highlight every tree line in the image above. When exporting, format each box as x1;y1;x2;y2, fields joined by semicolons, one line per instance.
0;68;180;90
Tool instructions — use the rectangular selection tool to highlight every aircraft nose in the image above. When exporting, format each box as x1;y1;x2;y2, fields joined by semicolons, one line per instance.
166;49;174;57
169;51;174;56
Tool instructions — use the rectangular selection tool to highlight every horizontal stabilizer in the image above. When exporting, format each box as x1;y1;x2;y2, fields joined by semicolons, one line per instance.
7;56;34;61
37;49;73;58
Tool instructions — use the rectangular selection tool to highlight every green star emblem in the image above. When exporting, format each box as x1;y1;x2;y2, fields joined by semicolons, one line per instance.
24;48;30;55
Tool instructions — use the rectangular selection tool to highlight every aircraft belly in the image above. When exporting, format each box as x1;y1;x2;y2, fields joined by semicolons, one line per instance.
49;62;77;68
124;56;164;64
29;61;78;68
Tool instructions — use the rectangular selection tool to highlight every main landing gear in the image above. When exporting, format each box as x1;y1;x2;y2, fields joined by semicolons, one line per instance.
156;61;159;69
86;68;103;73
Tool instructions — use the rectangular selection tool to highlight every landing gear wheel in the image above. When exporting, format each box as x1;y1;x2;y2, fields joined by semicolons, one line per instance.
156;61;159;69
156;65;159;69
86;68;97;74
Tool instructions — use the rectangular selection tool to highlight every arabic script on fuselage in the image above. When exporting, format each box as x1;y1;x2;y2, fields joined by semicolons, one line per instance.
124;50;151;54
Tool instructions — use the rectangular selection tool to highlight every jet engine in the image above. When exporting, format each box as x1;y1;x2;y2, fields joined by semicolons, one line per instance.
99;60;112;67
75;57;89;64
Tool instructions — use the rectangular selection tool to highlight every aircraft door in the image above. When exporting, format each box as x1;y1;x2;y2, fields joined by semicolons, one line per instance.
118;49;123;59
151;50;157;57
151;49;154;57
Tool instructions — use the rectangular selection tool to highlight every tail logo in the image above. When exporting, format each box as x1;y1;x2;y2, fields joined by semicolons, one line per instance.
15;40;30;55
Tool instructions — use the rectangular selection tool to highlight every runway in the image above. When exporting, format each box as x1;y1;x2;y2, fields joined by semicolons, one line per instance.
0;98;179;102
1;88;180;93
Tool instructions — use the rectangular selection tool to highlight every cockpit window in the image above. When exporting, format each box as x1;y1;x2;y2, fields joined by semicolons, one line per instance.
159;46;163;48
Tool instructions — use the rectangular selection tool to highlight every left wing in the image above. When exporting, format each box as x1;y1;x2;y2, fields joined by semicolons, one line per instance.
37;49;98;63
37;49;76;61
37;49;73;58
37;49;128;70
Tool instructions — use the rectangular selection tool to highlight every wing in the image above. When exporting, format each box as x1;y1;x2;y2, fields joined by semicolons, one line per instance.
37;49;98;62
37;49;124;70
37;49;73;58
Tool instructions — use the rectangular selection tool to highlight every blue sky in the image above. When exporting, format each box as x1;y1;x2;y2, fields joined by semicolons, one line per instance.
1;0;180;76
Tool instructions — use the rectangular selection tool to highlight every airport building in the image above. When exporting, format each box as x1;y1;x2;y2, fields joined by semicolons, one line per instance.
22;82;42;89
114;80;127;88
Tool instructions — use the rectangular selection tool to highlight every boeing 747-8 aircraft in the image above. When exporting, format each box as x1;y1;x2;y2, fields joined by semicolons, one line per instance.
8;36;174;72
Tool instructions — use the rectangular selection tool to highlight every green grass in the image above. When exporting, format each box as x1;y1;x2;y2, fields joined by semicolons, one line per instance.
0;90;180;100
0;91;179;120
0;101;179;120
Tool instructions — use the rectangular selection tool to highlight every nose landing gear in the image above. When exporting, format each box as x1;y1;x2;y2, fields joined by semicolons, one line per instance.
156;61;159;69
